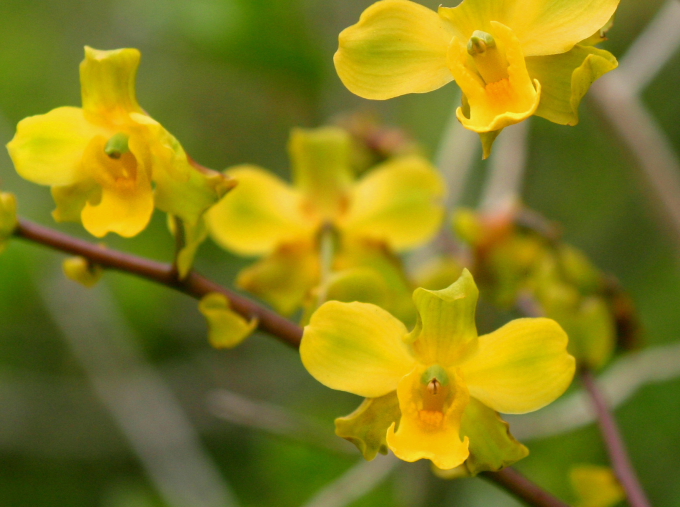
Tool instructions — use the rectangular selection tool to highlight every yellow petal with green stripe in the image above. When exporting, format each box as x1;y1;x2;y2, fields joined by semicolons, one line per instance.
439;0;620;57
207;165;316;256
335;0;455;100
340;155;445;252
301;300;415;398
7;107;110;187
410;270;479;366
461;317;575;414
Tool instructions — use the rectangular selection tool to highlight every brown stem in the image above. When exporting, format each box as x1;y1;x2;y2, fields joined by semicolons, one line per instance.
580;369;651;507
13;218;303;349
483;468;570;507
13;217;575;507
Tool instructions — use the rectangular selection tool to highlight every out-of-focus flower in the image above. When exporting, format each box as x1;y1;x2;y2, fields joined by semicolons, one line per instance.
454;205;641;369
206;126;445;318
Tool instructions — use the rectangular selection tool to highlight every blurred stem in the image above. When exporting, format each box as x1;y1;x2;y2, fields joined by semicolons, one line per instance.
12;216;578;507
171;215;185;278
13;218;303;349
483;468;569;507
580;369;651;507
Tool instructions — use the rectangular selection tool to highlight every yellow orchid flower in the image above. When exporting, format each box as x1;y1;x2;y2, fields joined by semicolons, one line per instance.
206;126;445;317
334;0;619;157
7;46;233;244
301;270;575;470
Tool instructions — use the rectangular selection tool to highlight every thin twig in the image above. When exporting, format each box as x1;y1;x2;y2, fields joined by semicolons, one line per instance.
10;217;580;507
591;0;680;251
580;369;651;507
615;0;680;96
483;468;570;507
434;93;480;212
13;218;303;348
591;78;680;251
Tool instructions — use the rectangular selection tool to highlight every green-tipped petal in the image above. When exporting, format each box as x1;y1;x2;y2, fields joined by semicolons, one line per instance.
301;300;415;398
410;270;479;366
340;155;446;251
237;242;320;316
207;165;316;256
199;293;257;349
439;0;620;57
335;391;401;460
459;398;529;475
335;0;455;100
80;46;144;117
62;256;103;288
528;45;618;126
480;130;502;159
7;107;110;187
289;127;353;219
461;318;575;414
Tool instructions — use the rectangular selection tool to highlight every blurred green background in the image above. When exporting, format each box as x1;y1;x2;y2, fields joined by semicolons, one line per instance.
1;0;679;506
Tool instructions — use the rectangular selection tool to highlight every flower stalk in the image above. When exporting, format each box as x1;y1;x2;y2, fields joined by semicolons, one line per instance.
580;369;651;507
13;218;303;348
